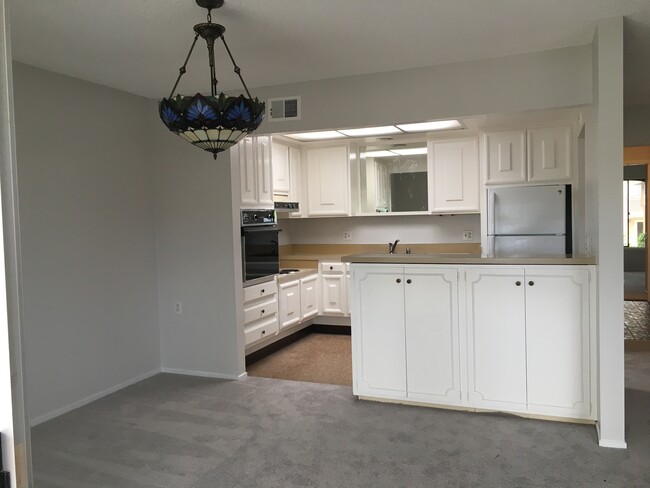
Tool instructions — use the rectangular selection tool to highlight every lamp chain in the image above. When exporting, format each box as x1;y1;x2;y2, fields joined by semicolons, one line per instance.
168;33;200;99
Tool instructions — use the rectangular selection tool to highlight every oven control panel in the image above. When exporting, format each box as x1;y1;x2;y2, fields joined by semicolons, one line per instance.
241;209;277;226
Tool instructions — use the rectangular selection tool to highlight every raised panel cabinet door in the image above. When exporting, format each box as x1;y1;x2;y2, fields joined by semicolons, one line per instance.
353;266;407;398
485;130;527;184
527;126;572;183
405;268;461;404
306;145;350;216
320;274;346;315
466;268;527;409
300;275;319;320
238;137;258;206
430;138;479;213
279;280;301;329
256;136;274;206
289;146;303;216
272;141;290;194
525;268;591;418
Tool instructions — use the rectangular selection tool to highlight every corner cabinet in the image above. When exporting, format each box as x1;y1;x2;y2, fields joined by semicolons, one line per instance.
351;263;595;422
235;135;274;208
351;265;461;405
429;138;479;213
305;145;350;216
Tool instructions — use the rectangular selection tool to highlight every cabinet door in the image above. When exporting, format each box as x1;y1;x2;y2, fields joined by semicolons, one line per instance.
238;137;258;206
352;266;406;398
430;138;479;213
306;145;350;216
289;146;303;217
525;268;591;418
405;268;461;404
272;141;290;194
278;280;301;329
321;274;346;315
466;268;527;410
527;126;572;183
485;130;527;184
300;275;319;320
256;136;274;207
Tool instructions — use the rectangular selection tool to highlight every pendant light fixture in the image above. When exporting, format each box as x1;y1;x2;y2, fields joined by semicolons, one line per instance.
159;0;265;159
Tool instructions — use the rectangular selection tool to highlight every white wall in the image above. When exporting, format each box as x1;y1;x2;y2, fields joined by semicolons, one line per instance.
624;104;650;147
279;214;480;246
12;63;161;423
591;18;626;448
252;44;592;135
149;101;245;379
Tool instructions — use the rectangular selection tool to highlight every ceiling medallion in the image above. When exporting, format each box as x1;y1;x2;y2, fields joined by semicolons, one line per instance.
159;0;265;159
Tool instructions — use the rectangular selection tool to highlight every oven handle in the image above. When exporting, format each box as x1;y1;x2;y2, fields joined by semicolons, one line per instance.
241;226;281;234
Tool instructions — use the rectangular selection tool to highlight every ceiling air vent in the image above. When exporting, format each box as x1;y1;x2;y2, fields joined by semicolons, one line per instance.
268;96;301;121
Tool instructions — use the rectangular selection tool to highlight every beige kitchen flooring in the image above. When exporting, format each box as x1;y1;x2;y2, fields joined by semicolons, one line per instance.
247;332;352;386
624;300;650;340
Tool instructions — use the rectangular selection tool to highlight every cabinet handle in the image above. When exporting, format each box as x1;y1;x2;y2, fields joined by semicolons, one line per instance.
528;281;535;286
396;278;402;284
515;281;521;286
406;279;412;284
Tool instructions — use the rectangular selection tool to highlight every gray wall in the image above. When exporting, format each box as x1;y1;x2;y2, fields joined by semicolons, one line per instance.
625;104;650;147
13;63;161;423
149;101;245;378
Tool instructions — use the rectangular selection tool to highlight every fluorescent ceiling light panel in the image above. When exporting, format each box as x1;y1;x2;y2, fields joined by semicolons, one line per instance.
339;126;402;137
392;147;428;156
285;131;347;141
396;120;463;132
365;150;398;158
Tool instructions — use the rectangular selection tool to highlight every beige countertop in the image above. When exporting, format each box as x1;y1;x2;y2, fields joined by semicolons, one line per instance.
341;253;596;265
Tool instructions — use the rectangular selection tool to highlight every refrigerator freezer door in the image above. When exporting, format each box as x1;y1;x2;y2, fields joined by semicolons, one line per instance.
488;185;566;235
492;235;567;256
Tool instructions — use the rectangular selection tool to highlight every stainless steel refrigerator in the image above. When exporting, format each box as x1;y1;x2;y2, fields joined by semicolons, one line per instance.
487;184;572;256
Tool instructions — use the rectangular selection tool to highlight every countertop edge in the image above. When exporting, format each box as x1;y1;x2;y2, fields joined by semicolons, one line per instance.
340;254;596;265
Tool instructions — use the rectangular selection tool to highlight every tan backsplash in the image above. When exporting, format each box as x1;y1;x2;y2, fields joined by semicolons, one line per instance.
279;242;482;269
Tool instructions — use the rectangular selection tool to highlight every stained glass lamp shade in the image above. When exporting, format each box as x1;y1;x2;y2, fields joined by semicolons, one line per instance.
159;0;265;159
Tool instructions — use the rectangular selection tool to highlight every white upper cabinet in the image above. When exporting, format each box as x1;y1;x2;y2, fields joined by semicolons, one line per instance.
236;135;274;209
306;145;350;216
272;140;290;195
485;126;572;185
527;126;572;183
429;138;480;213
485;130;527;184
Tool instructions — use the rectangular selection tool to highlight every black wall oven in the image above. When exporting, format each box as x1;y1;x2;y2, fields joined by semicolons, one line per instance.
241;209;280;286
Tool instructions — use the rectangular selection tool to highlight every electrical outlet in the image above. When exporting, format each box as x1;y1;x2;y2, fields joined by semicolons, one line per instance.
175;301;183;314
462;230;473;241
343;231;352;241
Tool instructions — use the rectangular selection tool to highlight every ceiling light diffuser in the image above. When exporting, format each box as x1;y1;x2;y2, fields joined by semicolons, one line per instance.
159;0;264;159
339;126;402;137
396;120;463;132
365;150;398;158
284;131;348;141
392;147;428;156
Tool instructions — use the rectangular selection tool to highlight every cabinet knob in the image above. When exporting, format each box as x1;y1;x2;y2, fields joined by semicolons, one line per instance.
528;281;535;286
406;279;412;284
261;289;265;294
330;266;333;270
515;281;521;286
261;309;265;315
261;330;266;335
396;278;401;284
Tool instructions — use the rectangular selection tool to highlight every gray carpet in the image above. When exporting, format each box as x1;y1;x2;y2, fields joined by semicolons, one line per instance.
32;352;650;488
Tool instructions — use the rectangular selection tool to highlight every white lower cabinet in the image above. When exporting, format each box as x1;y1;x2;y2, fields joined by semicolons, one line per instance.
278;280;301;330
352;265;460;404
300;274;319;320
243;279;279;347
352;263;595;422
320;262;347;316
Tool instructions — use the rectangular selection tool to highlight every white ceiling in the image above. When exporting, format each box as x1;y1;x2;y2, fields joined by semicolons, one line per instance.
8;0;650;105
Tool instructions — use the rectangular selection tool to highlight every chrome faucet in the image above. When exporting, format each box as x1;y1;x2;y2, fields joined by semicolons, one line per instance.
388;239;400;254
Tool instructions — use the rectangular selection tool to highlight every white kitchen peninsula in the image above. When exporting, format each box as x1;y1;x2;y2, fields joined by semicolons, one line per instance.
343;253;597;424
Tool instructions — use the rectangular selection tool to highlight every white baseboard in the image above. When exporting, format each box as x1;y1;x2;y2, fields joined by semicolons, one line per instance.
160;367;245;381
30;368;161;426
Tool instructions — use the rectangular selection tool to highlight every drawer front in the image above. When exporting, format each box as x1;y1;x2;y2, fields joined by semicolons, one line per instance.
244;317;279;346
244;280;277;304
320;262;345;274
244;298;278;325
